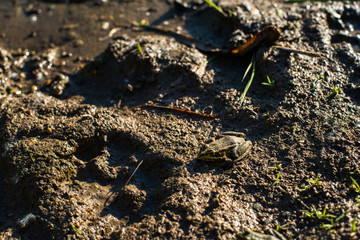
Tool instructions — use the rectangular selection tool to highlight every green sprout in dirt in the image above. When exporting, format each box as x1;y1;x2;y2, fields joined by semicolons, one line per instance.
29;153;35;162
270;171;281;187
350;167;360;175
171;122;178;129
299;183;309;192
139;19;149;26
71;224;82;235
204;0;231;17
336;211;347;222
327;86;339;98
350;177;360;193
269;163;282;170
262;76;275;87
147;143;159;151
137;43;144;57
206;55;218;64
301;205;336;220
353;218;357;232
239;55;256;108
307;175;321;186
299;176;321;192
312;73;323;89
276;223;288;232
315;74;324;80
321;218;334;229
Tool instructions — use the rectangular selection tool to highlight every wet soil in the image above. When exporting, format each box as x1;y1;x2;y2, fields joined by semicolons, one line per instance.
0;0;360;239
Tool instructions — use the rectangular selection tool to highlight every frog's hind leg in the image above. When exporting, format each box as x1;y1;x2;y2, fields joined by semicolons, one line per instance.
233;140;252;162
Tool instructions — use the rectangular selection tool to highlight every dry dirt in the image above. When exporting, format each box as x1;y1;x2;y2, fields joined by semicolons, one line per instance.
0;0;359;239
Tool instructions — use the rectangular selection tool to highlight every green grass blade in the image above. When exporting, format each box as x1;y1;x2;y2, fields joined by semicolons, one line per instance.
137;43;144;57
71;224;82;235
350;177;360;192
204;0;227;16
239;56;255;108
241;56;254;82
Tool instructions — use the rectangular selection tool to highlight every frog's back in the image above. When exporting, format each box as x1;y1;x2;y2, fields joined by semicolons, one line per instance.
208;136;241;152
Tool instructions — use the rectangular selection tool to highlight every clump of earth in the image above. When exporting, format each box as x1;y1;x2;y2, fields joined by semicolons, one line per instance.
0;0;359;239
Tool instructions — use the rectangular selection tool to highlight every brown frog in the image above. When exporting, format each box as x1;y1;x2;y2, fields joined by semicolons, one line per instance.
198;132;252;164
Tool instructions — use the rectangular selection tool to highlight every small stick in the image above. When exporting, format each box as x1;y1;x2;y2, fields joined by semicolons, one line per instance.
104;159;144;207
232;25;282;56
131;104;219;118
135;25;220;53
124;159;143;186
272;46;323;57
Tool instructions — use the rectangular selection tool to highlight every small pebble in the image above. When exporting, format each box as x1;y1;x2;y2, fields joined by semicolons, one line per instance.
74;39;84;47
101;21;110;30
287;13;302;21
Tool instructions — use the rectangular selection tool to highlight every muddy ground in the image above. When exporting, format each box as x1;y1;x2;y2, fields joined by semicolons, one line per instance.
0;0;359;239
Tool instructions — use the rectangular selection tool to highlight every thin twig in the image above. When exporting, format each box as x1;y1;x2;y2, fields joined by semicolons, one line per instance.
124;159;143;186
135;25;220;53
131;104;219;118
272;46;323;57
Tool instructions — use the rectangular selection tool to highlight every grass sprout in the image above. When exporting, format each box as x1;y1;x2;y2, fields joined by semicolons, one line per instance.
307;175;321;186
350;177;360;193
353;218;357;232
299;183;309;192
350;167;360;174
71;224;82;235
137;43;144;57
327;86;339;98
302;205;336;220
336;212;347;221
207;55;218;64
299;176;321;192
139;19;149;26
269;164;282;170
262;76;275;87
204;0;228;17
321;218;334;229
270;171;281;187
239;55;255;108
241;55;255;82
276;223;288;231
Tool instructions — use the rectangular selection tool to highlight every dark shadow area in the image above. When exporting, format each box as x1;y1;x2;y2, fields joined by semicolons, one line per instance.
333;44;360;106
65;43;207;107
183;7;234;50
0;176;12;234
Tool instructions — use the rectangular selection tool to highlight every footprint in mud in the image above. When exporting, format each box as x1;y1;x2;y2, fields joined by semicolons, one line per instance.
73;134;179;223
328;5;360;52
327;5;360;105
